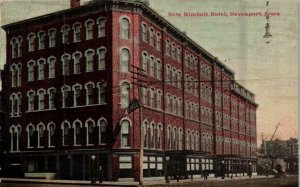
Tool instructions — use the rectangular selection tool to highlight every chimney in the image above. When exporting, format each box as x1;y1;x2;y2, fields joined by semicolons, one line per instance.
71;0;80;8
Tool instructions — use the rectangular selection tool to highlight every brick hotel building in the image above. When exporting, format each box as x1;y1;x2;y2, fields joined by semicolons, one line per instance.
1;0;258;181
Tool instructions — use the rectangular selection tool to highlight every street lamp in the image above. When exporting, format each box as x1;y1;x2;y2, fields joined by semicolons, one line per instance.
165;156;170;183
91;155;96;184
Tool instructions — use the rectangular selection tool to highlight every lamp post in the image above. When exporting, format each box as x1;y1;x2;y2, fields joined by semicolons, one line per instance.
91;155;96;184
221;160;225;179
165;156;170;183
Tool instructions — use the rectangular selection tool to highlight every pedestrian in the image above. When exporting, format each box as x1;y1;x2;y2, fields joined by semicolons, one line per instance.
98;165;103;183
203;169;208;180
176;169;180;182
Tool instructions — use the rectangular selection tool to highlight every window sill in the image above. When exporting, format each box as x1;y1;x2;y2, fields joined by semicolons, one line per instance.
25;109;56;113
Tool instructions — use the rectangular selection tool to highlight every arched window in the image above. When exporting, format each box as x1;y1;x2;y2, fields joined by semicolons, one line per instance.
38;31;46;50
27;90;35;111
61;121;70;146
61;25;70;44
141;23;147;42
10;125;21;152
37;89;46;110
120;48;130;72
157;124;162;149
61;85;71;108
61;54;71;76
97;47;106;70
150;123;155;148
48;28;56;48
85;19;94;40
98;119;107;144
156;59;161;80
73;51;82;74
148;28;154;46
97;17;106;37
73;22;81;42
47;122;55;148
191;131;195;150
186;130;190;150
156;32;161;50
120;82;130;108
121;120;130;147
167;126;171;149
85;49;94;72
73;120;82;146
178;128;183;150
48;56;56;78
120;18;129;39
142;52;148;73
27;124;35;148
37;123;45;148
73;84;82;107
97;81;106;104
143;121;148;148
172;127;177;150
86;119;95;145
85;82;95;105
27;60;35;82
27;33;36;52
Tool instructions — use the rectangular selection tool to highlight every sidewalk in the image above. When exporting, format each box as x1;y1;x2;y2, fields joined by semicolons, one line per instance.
0;175;277;186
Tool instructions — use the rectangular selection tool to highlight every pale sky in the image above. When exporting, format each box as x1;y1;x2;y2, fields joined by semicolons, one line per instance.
0;0;298;145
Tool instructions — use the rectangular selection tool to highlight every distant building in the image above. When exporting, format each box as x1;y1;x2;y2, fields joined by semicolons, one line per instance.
260;138;298;173
1;0;258;181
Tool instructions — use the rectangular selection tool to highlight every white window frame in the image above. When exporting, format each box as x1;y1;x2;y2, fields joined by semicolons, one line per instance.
97;17;106;38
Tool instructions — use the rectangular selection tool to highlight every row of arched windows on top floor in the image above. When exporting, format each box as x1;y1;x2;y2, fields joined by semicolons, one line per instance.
10;17;107;58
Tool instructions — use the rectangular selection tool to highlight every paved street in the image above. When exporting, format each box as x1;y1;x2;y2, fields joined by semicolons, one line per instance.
0;175;297;187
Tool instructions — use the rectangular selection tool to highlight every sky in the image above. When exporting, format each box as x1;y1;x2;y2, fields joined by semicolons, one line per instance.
0;0;298;145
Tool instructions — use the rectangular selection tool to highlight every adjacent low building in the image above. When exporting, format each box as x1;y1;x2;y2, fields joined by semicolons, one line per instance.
1;0;258;181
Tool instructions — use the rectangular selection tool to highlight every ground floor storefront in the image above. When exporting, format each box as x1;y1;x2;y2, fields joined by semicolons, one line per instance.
3;150;257;181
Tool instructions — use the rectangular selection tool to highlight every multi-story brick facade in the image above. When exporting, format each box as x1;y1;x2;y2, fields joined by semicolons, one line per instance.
1;0;258;181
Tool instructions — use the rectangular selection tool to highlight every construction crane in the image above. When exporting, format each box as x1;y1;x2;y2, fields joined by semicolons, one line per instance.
270;123;280;141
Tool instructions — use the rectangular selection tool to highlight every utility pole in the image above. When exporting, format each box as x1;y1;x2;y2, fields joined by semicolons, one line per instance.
131;65;147;186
